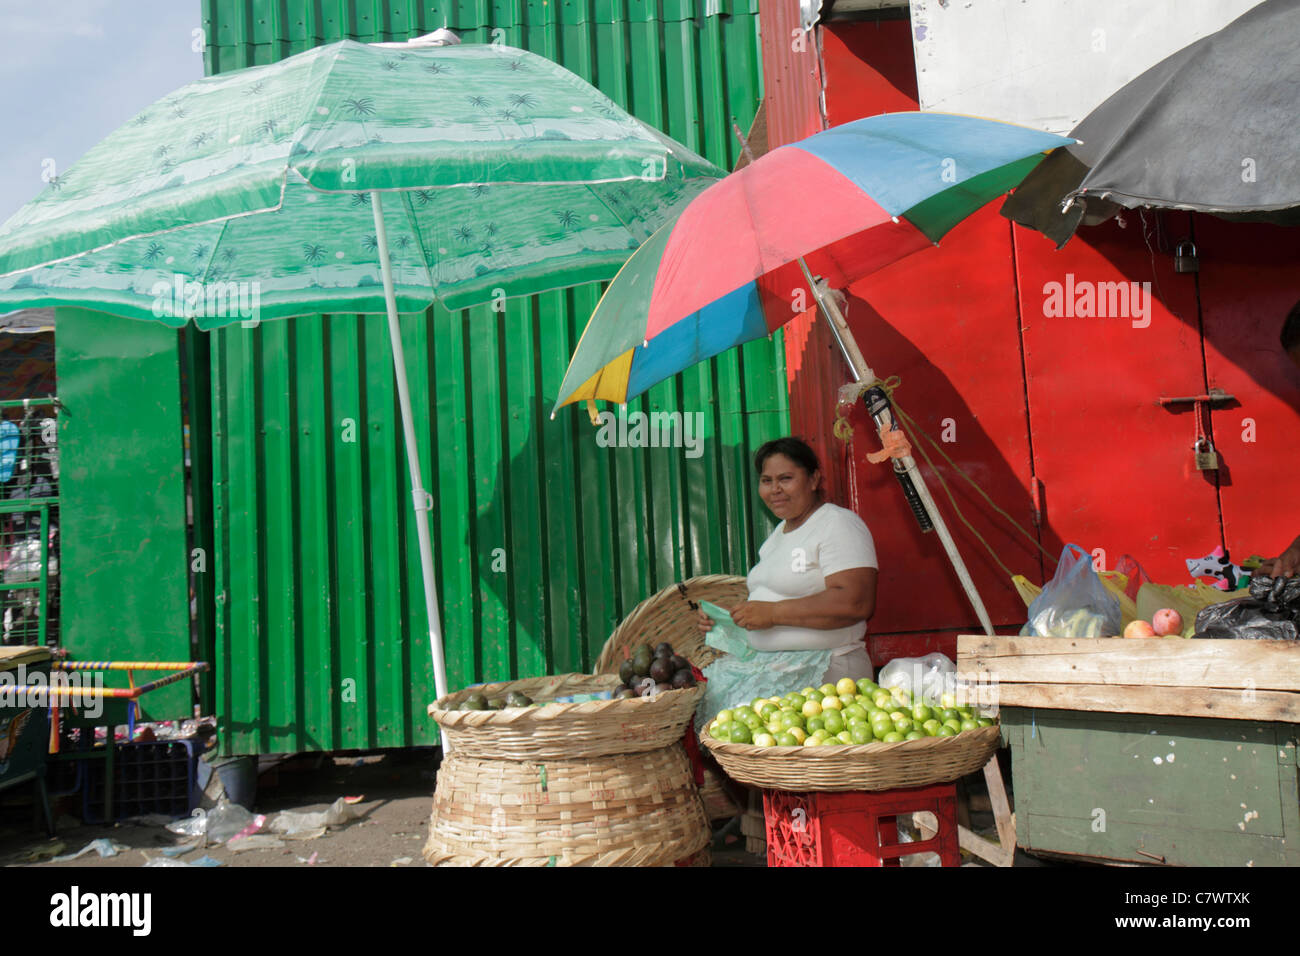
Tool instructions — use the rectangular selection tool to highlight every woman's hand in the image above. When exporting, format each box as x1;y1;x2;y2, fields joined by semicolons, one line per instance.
730;601;778;631
696;609;714;635
1258;537;1300;579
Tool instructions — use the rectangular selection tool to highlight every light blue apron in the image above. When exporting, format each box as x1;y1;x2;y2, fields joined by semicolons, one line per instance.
696;601;833;731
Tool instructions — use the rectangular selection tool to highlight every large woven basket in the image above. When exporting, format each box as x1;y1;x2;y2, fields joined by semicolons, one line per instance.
429;673;703;760
593;574;748;675
699;723;1001;792
593;574;749;822
424;744;710;866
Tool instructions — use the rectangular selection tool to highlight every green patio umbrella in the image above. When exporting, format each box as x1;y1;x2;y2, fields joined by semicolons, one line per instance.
0;37;722;706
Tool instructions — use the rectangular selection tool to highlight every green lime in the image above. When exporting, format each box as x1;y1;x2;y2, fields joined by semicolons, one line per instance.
775;732;798;747
977;717;996;727
822;711;845;735
728;723;753;744
882;732;905;743
850;724;873;744
937;725;958;737
806;716;826;733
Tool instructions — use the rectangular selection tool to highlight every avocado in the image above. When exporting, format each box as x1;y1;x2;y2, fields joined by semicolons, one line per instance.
668;654;689;672
670;668;695;689
462;693;488;711
649;657;674;684
616;688;638;700
654;642;674;659
631;646;654;676
653;682;672;695
618;659;637;686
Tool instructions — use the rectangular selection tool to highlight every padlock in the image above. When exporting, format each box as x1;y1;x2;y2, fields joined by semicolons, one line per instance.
1194;438;1219;471
1174;240;1199;274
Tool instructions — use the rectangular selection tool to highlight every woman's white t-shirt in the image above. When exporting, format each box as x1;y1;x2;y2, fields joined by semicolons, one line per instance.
745;502;878;652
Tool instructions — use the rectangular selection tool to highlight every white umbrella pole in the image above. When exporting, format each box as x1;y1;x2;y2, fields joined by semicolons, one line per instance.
798;258;995;637
371;191;451;711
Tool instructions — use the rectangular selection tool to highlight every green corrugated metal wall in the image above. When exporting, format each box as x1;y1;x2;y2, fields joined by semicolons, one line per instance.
202;0;788;755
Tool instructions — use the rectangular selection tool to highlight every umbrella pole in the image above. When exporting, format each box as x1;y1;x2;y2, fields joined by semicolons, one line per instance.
798;259;996;637
371;191;451;713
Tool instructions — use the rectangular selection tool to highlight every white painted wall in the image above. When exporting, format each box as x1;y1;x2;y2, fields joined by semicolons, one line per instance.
908;0;1265;134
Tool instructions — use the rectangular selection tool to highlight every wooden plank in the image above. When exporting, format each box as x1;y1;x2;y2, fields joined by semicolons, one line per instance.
958;825;1014;867
957;635;1300;692
996;682;1300;721
984;755;1016;855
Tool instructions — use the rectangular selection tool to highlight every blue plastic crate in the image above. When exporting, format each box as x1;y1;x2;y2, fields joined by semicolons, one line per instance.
80;738;200;824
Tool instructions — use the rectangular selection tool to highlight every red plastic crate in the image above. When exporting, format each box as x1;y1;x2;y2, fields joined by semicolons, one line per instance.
763;783;961;867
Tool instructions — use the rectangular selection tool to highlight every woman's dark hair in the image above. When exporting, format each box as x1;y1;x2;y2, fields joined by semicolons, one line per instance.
1282;300;1300;353
754;437;822;478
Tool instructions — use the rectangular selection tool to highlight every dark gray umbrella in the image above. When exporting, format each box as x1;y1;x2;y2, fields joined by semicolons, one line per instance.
1002;0;1300;247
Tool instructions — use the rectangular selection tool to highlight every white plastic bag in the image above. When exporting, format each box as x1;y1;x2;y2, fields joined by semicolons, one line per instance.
1022;544;1120;638
877;653;955;704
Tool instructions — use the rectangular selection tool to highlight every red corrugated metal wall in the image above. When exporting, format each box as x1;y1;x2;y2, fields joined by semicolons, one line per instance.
760;3;1300;666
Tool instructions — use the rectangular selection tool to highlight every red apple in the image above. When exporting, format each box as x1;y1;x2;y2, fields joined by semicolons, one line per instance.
1123;620;1157;639
1152;608;1183;636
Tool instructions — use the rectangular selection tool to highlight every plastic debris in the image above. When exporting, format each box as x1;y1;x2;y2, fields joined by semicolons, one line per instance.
165;809;209;838
269;797;364;837
20;840;66;862
296;851;320;865
160;841;201;858
390;856;413;866
143;853;223;868
51;838;128;862
205;798;265;845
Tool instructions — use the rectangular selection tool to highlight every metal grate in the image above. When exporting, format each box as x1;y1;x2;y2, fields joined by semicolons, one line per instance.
0;398;59;646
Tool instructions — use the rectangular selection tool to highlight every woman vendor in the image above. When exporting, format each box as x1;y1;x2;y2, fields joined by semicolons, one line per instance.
697;437;878;695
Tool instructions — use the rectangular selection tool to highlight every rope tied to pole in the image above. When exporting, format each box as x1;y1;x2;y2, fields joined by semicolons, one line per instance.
832;374;1059;579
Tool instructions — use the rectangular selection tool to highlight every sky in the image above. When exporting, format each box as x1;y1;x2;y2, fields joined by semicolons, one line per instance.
0;0;204;223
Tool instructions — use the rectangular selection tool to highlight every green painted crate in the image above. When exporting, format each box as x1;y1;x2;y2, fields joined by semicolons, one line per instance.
960;635;1300;867
1002;707;1299;867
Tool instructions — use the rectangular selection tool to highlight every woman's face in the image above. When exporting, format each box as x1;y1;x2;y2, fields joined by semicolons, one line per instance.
758;453;820;521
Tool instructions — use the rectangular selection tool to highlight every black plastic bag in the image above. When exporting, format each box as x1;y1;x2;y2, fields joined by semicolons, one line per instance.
1192;575;1300;640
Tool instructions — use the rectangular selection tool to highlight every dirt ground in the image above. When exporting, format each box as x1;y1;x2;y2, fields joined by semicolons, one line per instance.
0;750;445;868
0;748;1036;868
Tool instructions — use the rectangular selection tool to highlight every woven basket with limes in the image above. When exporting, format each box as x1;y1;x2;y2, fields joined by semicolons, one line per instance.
698;676;1000;791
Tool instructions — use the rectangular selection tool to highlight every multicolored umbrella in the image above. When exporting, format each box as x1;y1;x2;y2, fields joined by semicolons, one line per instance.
553;112;1072;412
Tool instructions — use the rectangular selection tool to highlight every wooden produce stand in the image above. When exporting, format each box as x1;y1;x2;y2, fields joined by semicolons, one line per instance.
958;635;1300;867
